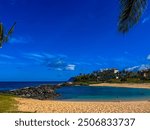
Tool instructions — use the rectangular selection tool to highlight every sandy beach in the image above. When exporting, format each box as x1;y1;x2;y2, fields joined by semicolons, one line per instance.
89;83;150;89
15;98;150;113
14;83;150;113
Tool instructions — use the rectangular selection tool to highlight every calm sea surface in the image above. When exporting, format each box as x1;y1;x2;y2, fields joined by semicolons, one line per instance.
0;81;62;91
56;86;150;101
0;82;150;101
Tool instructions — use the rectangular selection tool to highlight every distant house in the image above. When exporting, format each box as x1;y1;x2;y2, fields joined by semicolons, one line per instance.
96;76;101;82
114;69;120;79
114;69;119;74
140;69;150;79
143;72;150;79
116;76;119;79
144;73;147;78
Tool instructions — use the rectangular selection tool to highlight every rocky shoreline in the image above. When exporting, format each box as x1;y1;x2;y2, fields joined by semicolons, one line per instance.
0;82;78;100
1;82;150;100
0;84;61;100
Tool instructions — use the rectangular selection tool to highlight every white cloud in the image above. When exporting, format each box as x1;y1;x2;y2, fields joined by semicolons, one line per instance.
25;53;44;58
23;52;76;71
0;54;15;59
147;54;150;60
65;64;76;71
23;53;45;63
42;53;55;58
126;64;150;71
125;66;139;71
139;64;150;71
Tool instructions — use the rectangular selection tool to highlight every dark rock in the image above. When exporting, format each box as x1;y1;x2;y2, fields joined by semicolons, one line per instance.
2;84;60;100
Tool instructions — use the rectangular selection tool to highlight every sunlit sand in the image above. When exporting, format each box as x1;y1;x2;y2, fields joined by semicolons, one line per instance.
16;98;150;113
89;83;150;89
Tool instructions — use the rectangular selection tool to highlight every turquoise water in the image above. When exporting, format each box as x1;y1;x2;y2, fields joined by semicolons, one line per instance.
56;86;150;101
1;82;150;101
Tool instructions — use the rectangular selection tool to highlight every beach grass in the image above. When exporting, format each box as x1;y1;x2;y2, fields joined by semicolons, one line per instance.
0;94;17;113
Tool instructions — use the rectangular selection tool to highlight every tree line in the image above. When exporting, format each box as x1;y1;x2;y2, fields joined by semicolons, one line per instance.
72;68;150;83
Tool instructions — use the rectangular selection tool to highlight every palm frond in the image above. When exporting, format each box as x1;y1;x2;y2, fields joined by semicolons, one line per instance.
118;0;147;33
0;23;4;42
4;22;16;42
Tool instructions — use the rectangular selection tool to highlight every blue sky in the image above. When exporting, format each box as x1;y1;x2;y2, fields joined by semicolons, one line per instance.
0;0;150;81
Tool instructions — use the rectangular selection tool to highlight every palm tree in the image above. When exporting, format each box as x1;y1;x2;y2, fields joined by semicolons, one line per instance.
0;22;16;48
118;0;148;33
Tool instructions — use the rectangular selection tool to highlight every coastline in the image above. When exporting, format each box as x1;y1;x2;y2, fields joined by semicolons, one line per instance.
89;83;150;89
15;98;150;113
1;83;150;113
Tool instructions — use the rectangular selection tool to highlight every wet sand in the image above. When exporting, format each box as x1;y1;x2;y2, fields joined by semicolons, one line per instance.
15;98;150;113
89;83;150;89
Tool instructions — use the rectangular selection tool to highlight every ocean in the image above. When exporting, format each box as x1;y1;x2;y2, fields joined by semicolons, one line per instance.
0;82;150;101
0;81;62;91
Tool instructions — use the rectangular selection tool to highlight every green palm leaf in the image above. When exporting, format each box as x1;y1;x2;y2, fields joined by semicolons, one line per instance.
0;23;4;42
118;0;147;33
0;23;4;47
4;22;16;42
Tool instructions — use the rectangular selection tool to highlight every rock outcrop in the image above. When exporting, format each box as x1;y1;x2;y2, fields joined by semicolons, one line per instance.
2;84;60;100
